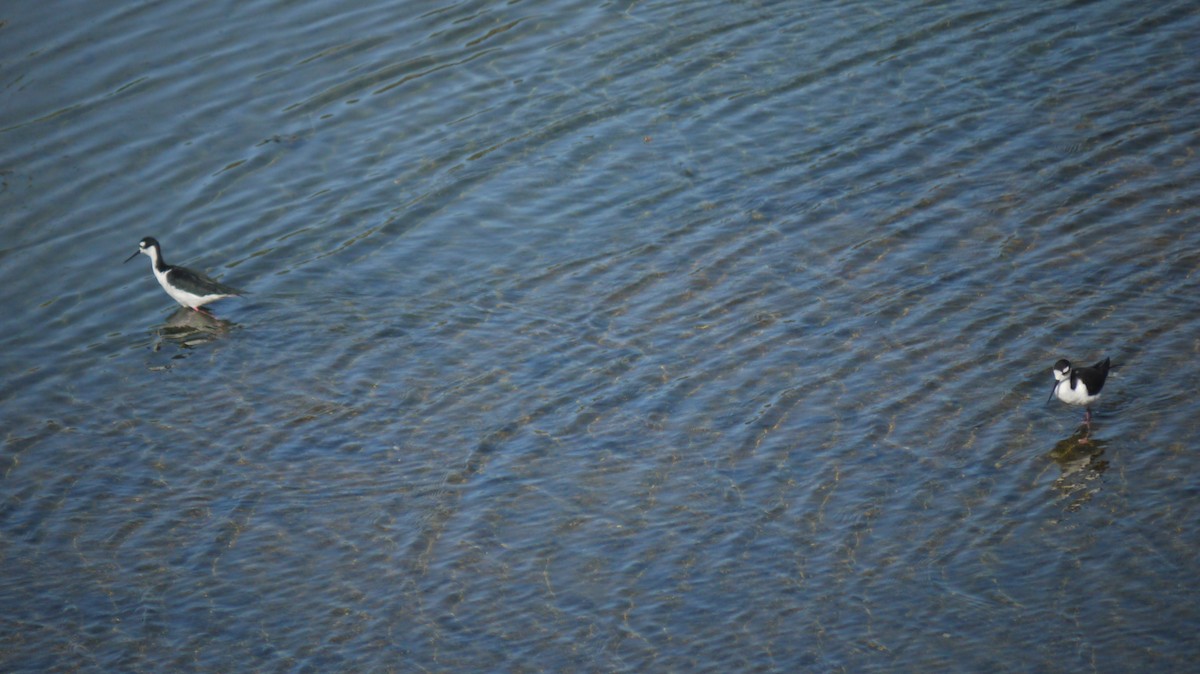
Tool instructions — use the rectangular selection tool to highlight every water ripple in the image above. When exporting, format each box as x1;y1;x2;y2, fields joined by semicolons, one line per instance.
3;0;1200;671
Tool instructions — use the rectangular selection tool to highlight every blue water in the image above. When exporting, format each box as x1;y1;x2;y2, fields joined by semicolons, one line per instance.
2;0;1200;671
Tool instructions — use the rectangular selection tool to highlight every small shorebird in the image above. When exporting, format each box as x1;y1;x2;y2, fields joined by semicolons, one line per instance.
1048;357;1111;426
125;237;245;312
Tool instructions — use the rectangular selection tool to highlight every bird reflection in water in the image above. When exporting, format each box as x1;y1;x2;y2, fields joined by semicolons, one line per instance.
1046;427;1109;512
154;306;236;351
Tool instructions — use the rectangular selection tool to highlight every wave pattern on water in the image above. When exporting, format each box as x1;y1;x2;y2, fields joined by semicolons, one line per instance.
2;0;1200;671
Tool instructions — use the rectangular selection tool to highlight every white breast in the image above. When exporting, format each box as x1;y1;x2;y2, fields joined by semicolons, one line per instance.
1054;378;1098;406
155;268;227;309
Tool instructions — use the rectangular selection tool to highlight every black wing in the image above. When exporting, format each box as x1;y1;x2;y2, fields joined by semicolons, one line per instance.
169;265;246;296
1077;357;1111;393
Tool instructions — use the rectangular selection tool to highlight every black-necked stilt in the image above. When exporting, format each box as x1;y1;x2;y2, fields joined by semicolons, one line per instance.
1048;357;1111;426
125;237;245;312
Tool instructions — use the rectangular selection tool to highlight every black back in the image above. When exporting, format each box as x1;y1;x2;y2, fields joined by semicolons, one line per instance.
1073;357;1111;394
167;264;245;296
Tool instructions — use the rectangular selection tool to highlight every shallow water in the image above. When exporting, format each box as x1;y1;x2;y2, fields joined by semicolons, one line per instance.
3;0;1200;671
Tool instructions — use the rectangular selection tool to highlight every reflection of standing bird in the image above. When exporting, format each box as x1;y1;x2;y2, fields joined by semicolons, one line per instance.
125;237;245;311
1048;357;1111;426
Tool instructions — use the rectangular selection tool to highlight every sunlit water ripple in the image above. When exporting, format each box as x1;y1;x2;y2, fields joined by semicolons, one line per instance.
2;0;1199;671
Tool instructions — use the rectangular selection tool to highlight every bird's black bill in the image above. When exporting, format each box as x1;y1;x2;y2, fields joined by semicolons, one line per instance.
124;250;140;263
1046;383;1057;404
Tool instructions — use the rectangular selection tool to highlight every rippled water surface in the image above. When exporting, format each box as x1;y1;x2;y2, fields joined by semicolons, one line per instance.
3;0;1200;671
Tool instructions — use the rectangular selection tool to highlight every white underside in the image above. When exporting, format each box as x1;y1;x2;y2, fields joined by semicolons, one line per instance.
1053;378;1099;406
155;267;231;309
